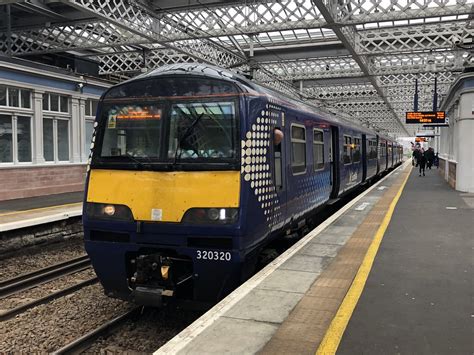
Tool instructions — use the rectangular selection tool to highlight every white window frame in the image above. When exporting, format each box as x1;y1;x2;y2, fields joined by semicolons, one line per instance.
0;113;33;165
43;116;71;163
291;123;307;175
85;98;99;118
0;85;32;109
43;92;70;113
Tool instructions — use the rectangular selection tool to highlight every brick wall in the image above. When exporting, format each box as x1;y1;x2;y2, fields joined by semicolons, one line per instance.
0;165;86;201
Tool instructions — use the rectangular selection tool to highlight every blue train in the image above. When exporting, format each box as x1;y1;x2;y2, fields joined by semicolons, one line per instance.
83;64;402;306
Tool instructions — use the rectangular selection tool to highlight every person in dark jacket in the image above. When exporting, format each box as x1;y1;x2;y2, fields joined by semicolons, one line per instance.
426;147;435;169
412;147;421;167
418;148;427;176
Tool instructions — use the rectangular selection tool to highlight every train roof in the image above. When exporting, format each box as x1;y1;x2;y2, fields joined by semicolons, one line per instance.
119;63;392;141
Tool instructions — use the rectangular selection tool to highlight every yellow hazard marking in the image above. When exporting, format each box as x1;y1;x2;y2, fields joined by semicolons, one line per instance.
0;202;82;217
316;166;411;355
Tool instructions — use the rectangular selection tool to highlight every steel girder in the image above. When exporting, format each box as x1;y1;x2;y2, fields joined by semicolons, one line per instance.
95;49;195;75
313;0;410;135
0;21;146;55
1;0;471;137
155;1;325;41
357;22;474;55
59;0;246;68
303;83;378;100
334;0;473;24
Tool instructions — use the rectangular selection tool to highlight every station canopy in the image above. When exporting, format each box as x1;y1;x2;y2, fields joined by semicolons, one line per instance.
1;0;473;137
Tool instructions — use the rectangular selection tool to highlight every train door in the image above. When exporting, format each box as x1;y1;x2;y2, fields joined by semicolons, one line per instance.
271;110;287;228
361;134;367;182
329;126;339;198
375;136;381;174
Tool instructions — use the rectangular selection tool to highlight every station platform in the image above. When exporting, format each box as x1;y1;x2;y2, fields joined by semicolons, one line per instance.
156;162;473;354
0;192;83;232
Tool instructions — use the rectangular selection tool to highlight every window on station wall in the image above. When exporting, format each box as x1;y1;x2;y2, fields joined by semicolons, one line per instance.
0;114;32;164
313;129;324;170
0;115;13;163
17;116;32;162
343;135;352;164
43;118;54;162
58;120;69;161
85;99;99;117
0;85;31;109
85;120;94;156
43;118;70;162
353;137;361;163
43;93;69;113
291;124;306;174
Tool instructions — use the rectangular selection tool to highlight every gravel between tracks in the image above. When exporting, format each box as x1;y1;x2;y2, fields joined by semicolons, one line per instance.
0;268;96;312
0;237;85;282
86;307;204;353
0;284;133;353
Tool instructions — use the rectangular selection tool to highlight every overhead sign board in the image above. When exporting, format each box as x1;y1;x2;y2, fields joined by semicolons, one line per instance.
415;137;428;142
405;111;446;124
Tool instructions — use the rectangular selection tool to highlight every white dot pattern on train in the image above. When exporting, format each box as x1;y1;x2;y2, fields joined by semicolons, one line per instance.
241;102;282;228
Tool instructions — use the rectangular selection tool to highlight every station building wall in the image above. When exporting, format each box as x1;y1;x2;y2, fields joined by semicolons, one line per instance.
0;58;110;201
438;72;474;193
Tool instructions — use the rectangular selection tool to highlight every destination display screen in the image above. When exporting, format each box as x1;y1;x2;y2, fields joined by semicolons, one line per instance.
406;111;445;124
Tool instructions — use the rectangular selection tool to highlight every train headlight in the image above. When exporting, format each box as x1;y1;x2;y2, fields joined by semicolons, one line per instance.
85;202;133;221
103;205;115;216
182;208;239;224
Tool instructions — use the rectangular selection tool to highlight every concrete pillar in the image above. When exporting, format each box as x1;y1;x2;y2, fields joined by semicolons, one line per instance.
32;90;45;164
70;97;81;163
455;92;474;192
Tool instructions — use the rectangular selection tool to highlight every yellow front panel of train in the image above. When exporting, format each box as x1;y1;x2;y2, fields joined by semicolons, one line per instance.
87;170;240;222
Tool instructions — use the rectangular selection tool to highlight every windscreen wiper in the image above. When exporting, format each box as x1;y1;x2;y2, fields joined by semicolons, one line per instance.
122;152;147;168
173;112;205;164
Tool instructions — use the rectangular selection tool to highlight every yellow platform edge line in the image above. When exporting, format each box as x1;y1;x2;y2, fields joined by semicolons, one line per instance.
0;202;82;217
316;166;411;355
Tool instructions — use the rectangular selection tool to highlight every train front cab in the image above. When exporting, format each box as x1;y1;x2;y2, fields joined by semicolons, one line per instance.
83;74;261;306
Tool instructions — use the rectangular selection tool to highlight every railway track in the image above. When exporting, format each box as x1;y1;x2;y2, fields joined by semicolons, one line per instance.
0;255;98;321
53;307;141;354
0;255;91;299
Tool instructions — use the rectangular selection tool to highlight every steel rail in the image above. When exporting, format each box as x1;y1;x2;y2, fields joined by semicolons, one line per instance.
0;255;91;299
0;276;99;321
52;307;141;355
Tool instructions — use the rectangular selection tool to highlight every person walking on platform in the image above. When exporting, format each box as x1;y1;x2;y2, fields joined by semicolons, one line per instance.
418;148;427;176
412;147;421;167
426;147;435;169
434;152;439;168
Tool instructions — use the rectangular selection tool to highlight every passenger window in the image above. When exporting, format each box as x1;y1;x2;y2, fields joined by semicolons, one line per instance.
353;137;361;163
369;140;377;160
313;129;324;170
343;135;352;164
291;125;306;174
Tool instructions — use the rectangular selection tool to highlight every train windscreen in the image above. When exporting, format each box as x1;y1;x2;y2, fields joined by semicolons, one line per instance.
97;100;238;168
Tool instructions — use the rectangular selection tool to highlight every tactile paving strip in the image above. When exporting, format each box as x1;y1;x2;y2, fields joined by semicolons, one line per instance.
260;165;411;354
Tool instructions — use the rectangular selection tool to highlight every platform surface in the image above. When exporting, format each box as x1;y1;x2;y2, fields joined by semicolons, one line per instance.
156;163;473;355
0;192;83;232
338;167;473;354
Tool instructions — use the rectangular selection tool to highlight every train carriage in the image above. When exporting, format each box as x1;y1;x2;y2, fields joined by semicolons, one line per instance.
83;64;400;306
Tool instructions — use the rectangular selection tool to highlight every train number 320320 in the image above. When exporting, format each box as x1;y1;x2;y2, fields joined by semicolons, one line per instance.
196;250;232;261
